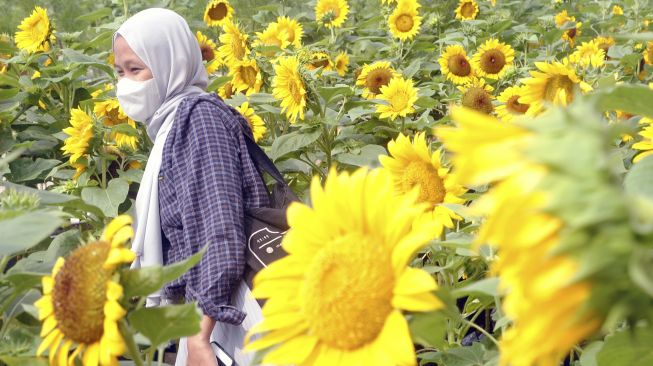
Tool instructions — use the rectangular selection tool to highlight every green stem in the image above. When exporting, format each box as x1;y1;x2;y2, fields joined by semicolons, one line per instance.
123;0;129;18
0;255;9;274
101;157;107;189
460;318;500;347
119;319;145;366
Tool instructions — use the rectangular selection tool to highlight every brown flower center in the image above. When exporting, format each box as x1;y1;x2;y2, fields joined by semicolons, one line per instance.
240;65;258;87
395;14;414;32
461;2;476;18
543;75;574;103
401;161;446;205
480;49;506;74
289;79;303;103
200;44;215;62
222;81;234;98
462;87;494;114
448;54;472;76
506;95;529;114
52;241;111;344
366;68;394;94
208;3;228;21
566;28;577;39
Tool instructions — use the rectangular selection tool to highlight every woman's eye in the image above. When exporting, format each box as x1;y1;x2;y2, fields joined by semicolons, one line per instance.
130;68;142;73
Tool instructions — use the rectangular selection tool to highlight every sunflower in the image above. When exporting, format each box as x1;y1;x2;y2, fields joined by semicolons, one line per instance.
438;45;475;85
643;42;653;65
218;80;235;99
245;168;443;365
61;108;94;179
195;31;222;74
272;56;307;123
276;16;303;48
562;22;582;47
229;58;263;95
569;40;605;68
35;215;135;366
472;38;515;79
388;0;422;41
253;22;290;54
315;0;349;28
334;52;349;77
595;36;615;57
458;77;494;114
612;5;624;15
305;51;334;74
380;133;467;230
554;10;574;27
218;20;249;68
356;61;400;99
15;6;55;53
376;76;419;120
203;0;234;27
455;0;479;21
94;99;138;151
237;102;267;142
520;61;592;115
496;86;530;122
632;125;653;163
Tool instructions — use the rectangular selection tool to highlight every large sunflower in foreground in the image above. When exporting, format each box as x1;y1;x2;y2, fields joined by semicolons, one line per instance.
519;61;592;115
272;56;307;123
472;38;515;79
15;6;55;53
196;31;222;74
496;86;530;122
439;45;475;85
35;215;135;366
388;0;422;41
455;0;479;20
237;102;267;142
376;76;419;120
245;168;443;365
229;58;263;95
94;99;138;151
380;132;467;230
203;0;234;27
61;108;95;180
315;0;349;28
218;21;249;68
356;61;400;99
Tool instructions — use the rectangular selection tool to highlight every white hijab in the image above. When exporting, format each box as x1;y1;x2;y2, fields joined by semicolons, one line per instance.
114;8;209;304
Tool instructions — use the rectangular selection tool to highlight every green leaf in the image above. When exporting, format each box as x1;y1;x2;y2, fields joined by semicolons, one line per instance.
81;178;129;217
75;7;112;23
4;272;43;294
121;246;206;299
128;303;202;348
335;145;386;167
624;154;653;201
595;85;653;118
580;341;604;366
110;123;139;137
0;211;63;256
118;169;144;184
409;311;446;348
597;326;653;366
0;357;48;366
44;230;81;262
629;247;653;297
8;158;60;182
1;181;77;205
267;129;322;161
452;277;499;298
318;85;353;105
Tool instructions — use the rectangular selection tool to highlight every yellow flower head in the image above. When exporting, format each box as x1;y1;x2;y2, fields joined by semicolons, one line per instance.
356;61;400;99
562;22;582;46
218;80;235;99
455;0;479;20
472;38;515;79
305;51;334;73
632;125;653;163
439;45;475;85
34;215;135;366
315;0;349;28
458;77;495;114
229;58;263;95
388;0;422;41
612;5;624;15
61;108;94;175
94;99;138;151
218;20;249;68
334;51;349;76
519;61;592;115
569;40;606;68
376;76;419;120
246;168;443;365
380;132;467;230
276;16;303;48
15;6;55;53
594;36;615;57
203;0;234;27
237;102;267;142
272;56;307;123
196;31;222;74
644;42;653;65
253;22;290;54
554;10;574;26
496;85;530;122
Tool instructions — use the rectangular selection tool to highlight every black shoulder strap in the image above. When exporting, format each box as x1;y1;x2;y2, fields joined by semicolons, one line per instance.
242;131;287;186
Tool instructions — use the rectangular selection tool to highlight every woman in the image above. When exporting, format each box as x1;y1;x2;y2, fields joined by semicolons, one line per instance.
112;8;268;366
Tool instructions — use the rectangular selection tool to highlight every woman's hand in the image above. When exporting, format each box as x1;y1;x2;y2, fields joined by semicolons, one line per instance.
186;315;218;366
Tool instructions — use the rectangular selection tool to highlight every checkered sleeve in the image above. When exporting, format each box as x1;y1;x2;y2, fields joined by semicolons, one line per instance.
173;99;247;325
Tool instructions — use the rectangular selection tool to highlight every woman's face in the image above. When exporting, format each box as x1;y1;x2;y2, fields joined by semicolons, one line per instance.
113;36;153;81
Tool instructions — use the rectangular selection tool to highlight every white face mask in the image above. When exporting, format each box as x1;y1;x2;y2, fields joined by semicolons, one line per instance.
116;77;162;122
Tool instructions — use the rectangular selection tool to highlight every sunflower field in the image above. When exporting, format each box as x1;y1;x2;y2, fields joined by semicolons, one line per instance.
2;0;653;365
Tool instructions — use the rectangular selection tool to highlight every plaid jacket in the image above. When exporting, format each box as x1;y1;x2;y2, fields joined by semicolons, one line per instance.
159;93;269;325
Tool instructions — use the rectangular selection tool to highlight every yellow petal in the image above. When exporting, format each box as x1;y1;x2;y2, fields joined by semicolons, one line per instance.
101;215;132;242
42;276;54;295
52;257;65;276
110;226;133;247
49;332;65;365
374;310;416;366
394;267;437;296
392;292;443;312
262;334;318;365
34;295;53;320
68;344;84;366
83;342;100;366
104;300;126;321
37;328;61;356
106;281;124;301
40;314;58;337
103;248;136;269
57;340;73;366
